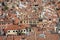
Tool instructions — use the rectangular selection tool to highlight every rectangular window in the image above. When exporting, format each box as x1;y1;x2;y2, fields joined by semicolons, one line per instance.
20;21;22;23
33;21;36;24
23;20;27;24
29;21;32;24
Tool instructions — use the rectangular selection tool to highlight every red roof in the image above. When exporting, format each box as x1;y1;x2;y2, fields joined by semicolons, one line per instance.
5;25;19;30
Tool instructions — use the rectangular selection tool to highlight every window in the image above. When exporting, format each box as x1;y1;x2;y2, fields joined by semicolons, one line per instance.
10;9;13;11
23;21;25;24
33;21;36;24
20;21;22;23
39;18;43;22
8;31;10;32
29;21;32;24
26;27;31;32
24;30;25;32
49;19;51;21
30;24;37;27
34;4;38;6
13;31;15;32
29;29;31;32
2;2;5;6
16;31;17;32
23;20;27;24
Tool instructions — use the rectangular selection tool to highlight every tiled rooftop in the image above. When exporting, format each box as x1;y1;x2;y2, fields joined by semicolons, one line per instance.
0;0;60;40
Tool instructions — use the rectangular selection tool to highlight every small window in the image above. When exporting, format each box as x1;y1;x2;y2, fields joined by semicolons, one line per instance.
24;21;25;23
39;18;43;22
24;30;25;32
29;29;31;32
16;31;17;32
20;21;22;23
8;31;10;32
49;19;51;21
2;2;5;6
30;24;37;27
39;34;45;38
33;21;36;24
10;9;13;11
29;21;32;24
2;8;4;11
34;4;38;6
13;31;15;32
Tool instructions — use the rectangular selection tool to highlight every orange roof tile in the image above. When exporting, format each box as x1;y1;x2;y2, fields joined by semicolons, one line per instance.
5;25;19;30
